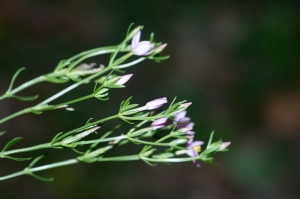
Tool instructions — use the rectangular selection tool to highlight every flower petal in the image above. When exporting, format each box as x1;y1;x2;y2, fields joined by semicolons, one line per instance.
146;97;168;110
115;74;133;85
131;31;141;48
174;110;187;122
132;41;153;56
151;117;168;130
188;140;204;148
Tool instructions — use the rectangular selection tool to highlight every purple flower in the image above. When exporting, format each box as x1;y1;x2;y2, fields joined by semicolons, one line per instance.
219;142;231;150
177;121;194;129
145;97;168;110
131;31;154;56
186;138;204;167
174;110;187;122
115;74;133;85
186;131;195;135
151;118;168;130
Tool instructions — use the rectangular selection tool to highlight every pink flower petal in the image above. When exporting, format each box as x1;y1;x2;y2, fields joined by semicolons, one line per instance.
132;41;153;56
131;31;141;48
115;74;133;85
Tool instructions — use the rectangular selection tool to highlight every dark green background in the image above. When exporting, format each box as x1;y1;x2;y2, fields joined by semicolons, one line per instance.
0;0;300;198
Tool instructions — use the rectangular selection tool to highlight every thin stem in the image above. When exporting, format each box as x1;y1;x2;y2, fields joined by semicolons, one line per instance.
97;154;140;161
38;67;110;106
0;108;31;125
128;137;171;147
0;76;46;101
0;158;78;181
52;94;94;108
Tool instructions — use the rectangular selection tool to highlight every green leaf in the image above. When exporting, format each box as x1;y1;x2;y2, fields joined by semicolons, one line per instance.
31;110;43;115
120;104;139;112
206;131;214;149
150;32;154;42
165;102;181;115
71;148;84;154
85;118;94;125
50;132;64;146
0;131;6;136
5;156;32;161
31;173;54;182
54;59;70;71
12;94;39;101
2;137;23;152
7;67;26;93
45;77;69;83
126;23;135;37
123;96;133;107
29;155;46;167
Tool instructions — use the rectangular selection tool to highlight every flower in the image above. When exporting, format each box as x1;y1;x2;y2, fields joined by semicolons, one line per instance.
219;142;231;150
131;31;154;56
151;118;168;130
115;74;133;85
145;97;168;110
174;110;187;122
186;138;204;167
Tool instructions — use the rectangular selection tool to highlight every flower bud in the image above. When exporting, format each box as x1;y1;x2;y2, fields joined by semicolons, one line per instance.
170;138;188;146
115;74;133;85
151;118;168;130
145;97;168;110
219;142;231;150
153;43;167;54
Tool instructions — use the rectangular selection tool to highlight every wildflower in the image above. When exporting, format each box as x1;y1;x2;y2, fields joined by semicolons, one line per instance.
145;97;168;110
219;142;231;150
151;118;168;130
186;138;204;167
115;74;133;85
174;110;187;122
131;31;154;56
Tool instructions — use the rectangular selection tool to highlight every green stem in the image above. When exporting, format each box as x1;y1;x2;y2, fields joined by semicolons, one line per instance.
97;154;140;161
38;67;111;106
128;137;171;147
0;76;46;101
52;94;94;108
0;158;78;181
0;108;31;125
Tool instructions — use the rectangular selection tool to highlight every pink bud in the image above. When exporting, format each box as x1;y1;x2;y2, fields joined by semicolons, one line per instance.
151;118;168;130
154;43;167;54
179;102;192;109
145;97;168;110
115;74;133;85
131;31;154;56
220;142;231;150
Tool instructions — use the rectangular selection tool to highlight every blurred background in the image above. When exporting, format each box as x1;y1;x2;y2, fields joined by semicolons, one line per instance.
0;0;300;198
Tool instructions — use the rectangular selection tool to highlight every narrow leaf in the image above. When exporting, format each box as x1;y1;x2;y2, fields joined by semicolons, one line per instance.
50;132;64;145
5;156;32;161
12;94;39;101
31;173;54;182
0;131;6;136
2;137;23;152
7;67;26;92
29;154;46;168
